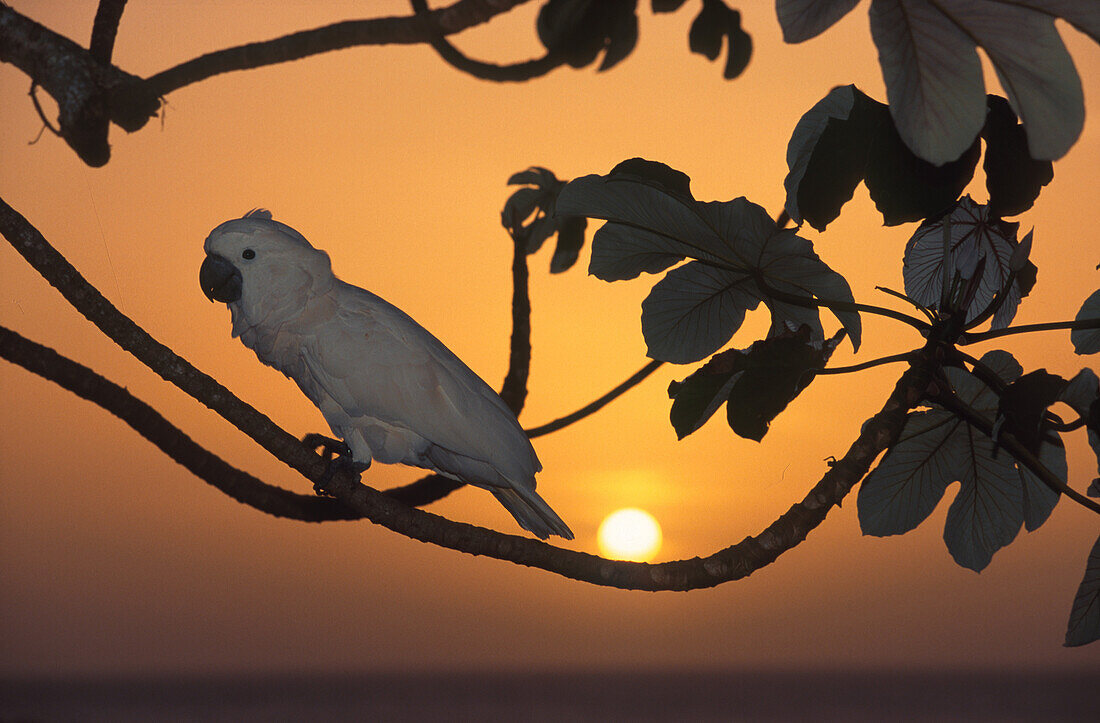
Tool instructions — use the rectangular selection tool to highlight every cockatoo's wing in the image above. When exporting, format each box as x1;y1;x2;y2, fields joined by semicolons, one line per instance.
301;280;540;487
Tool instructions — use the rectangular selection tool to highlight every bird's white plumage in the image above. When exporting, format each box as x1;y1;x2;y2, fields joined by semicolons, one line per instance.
202;210;572;539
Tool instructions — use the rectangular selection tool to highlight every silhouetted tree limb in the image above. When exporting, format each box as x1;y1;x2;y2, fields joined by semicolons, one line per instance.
0;324;362;521
410;0;564;82
0;194;937;590
0;3;158;165
89;0;127;65
525;359;664;438
0;0;537;165
143;0;538;97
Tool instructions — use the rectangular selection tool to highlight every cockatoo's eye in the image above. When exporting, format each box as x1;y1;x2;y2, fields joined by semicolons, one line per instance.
242;248;256;260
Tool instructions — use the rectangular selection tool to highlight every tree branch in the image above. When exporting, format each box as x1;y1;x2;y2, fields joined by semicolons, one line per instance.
1;0;536;166
0;2;158;165
143;0;537;97
960;318;1100;344
0;194;936;590
525;359;664;438
89;0;127;65
409;0;564;82
0;324;361;521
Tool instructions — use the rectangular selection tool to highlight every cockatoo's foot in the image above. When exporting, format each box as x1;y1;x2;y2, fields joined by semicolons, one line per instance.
302;432;351;462
303;433;370;496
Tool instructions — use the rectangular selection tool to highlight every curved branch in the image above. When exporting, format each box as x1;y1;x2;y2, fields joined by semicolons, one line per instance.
499;236;532;414
1;193;936;589
410;0;564;82
143;0;537;97
525;359;664;438
89;0;127;65
0;324;360;522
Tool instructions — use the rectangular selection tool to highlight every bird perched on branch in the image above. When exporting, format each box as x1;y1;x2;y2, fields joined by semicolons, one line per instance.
199;209;573;539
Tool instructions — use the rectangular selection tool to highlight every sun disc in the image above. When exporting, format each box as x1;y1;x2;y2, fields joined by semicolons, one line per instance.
597;508;663;562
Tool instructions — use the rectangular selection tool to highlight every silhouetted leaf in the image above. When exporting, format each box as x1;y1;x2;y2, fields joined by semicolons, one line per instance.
669;327;841;440
1061;369;1100;493
858;409;958;537
559;164;861;362
864;119;980;226
688;0;752;79
777;0;860;42
641;261;758;362
608;158;694;200
549;216;587;273
902;197;1029;328
867;0;1092;165
1071;289;1100;354
1018;438;1064;532
537;0;638;71
784;85;981;230
996;370;1066;454
1065;533;1100;647
860;351;1067;571
502;166;588;272
784;85;875;231
981;95;1054;217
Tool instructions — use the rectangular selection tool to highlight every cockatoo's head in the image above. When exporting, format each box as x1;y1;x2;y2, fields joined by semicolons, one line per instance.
201;209;334;334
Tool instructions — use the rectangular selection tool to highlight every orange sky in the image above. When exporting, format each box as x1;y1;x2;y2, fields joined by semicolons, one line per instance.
1;1;1098;675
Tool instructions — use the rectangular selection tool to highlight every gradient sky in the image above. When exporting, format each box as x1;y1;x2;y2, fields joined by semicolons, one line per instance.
1;1;1098;675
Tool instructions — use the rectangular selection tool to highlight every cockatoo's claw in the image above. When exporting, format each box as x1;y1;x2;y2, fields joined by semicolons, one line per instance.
302;432;351;462
308;439;370;497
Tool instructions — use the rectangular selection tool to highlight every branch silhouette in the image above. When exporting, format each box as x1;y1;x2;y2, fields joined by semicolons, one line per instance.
0;195;936;590
0;0;537;165
410;0;565;82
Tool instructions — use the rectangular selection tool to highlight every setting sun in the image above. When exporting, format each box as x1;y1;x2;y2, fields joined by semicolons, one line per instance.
597;508;663;562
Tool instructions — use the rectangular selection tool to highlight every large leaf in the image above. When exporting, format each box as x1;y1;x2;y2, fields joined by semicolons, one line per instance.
902;196;1029;328
784;85;980;231
668;327;843;440
980;95;1054;217
858;410;959;537
1065;533;1100;647
641;261;758;363
867;0;1092;164
559;161;861;362
1071;289;1100;354
942;422;1024;572
1061;368;1100;492
860;351;1069;571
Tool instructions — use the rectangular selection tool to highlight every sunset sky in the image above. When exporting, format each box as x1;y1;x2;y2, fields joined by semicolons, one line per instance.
2;1;1098;676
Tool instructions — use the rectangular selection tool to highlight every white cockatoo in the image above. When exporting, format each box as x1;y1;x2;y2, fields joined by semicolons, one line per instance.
199;209;573;539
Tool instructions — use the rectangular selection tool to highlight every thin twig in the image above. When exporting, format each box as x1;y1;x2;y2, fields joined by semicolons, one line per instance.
811;351;916;376
143;0;538;97
410;0;563;82
525;360;664;438
960;318;1100;344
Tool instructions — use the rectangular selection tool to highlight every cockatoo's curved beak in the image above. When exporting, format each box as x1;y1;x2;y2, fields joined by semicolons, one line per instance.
199;254;242;303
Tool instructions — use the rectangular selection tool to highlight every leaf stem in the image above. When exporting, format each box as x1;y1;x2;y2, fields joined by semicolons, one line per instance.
960;318;1100;344
525;360;664;438
811;351;916;376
